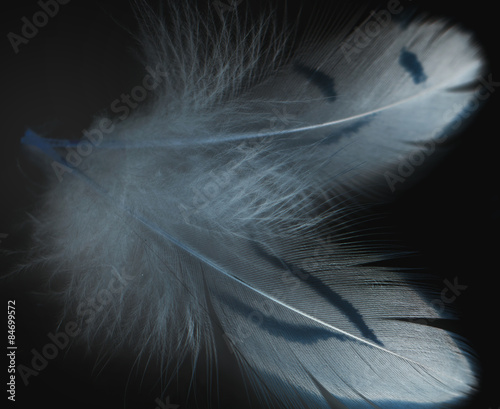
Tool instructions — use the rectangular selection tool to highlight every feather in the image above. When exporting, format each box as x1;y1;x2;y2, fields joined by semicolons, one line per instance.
20;1;484;408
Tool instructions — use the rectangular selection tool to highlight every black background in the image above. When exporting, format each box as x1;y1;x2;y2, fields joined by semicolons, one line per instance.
0;0;498;408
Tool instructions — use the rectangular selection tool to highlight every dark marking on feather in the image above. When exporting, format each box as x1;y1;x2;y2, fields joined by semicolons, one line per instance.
221;294;347;344
387;317;460;333
252;243;383;346
424;99;482;146
294;62;337;102
399;48;428;84
321;115;375;145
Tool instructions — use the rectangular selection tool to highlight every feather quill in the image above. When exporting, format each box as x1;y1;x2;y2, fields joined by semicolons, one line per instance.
21;1;484;408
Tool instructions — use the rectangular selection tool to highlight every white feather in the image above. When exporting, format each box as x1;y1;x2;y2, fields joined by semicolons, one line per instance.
21;1;484;408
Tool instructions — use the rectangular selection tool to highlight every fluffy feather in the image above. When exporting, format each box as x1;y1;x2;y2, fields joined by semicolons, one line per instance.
21;1;484;408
